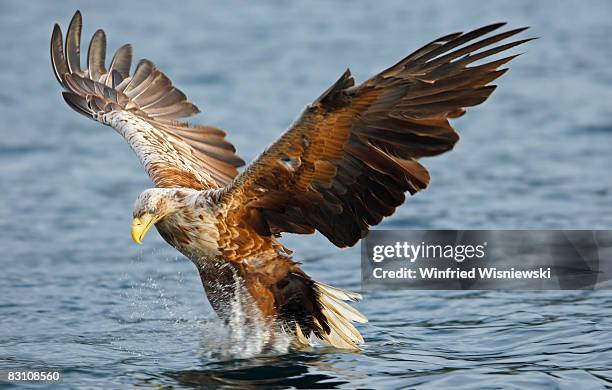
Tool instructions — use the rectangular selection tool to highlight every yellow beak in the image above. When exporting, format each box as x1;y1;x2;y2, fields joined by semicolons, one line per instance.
131;213;158;245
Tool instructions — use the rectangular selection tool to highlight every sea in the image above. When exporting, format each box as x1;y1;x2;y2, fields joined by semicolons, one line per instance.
1;1;611;388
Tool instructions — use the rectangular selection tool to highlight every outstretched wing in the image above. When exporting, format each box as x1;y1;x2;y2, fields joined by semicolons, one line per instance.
51;11;244;189
220;23;532;248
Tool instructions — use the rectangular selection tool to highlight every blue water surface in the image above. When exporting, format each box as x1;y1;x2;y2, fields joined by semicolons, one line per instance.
1;1;612;388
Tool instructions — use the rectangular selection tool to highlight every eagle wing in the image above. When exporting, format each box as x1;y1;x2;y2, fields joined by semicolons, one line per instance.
51;11;244;189
220;23;532;248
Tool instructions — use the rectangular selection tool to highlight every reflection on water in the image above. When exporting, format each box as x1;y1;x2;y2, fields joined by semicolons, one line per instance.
159;354;352;389
1;0;612;388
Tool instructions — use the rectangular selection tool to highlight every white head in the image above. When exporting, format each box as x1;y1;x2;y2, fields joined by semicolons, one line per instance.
130;188;192;244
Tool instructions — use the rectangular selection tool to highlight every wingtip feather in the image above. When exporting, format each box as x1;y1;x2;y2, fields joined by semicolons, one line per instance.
87;29;107;81
66;9;82;74
50;24;67;86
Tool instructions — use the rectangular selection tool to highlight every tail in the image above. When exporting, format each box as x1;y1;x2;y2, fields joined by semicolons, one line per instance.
308;281;368;350
273;271;367;350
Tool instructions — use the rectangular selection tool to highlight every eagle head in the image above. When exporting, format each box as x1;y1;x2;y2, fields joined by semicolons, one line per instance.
131;188;191;244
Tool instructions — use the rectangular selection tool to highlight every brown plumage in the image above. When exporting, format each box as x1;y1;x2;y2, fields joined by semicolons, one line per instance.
51;10;532;349
51;11;244;189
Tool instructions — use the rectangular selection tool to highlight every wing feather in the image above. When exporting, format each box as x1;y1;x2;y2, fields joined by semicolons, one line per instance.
65;10;82;75
121;59;154;93
107;44;132;81
87;29;106;81
220;23;532;247
50;25;68;86
51;11;244;189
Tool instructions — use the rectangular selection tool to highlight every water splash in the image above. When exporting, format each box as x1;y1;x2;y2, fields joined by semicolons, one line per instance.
217;273;292;359
115;250;295;360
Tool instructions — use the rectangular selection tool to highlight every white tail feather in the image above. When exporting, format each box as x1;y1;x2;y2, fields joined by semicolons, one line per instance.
294;323;310;347
316;281;363;301
312;282;367;350
319;293;368;324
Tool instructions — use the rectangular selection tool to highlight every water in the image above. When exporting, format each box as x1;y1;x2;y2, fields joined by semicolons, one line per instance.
1;0;612;388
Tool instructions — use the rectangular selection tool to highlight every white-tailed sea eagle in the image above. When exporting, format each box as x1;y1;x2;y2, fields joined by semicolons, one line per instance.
51;10;530;349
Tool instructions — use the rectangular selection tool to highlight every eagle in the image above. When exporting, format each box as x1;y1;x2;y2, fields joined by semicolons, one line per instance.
51;10;530;350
